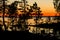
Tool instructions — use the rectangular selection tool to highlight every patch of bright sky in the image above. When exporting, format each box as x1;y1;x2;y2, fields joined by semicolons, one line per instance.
8;0;56;14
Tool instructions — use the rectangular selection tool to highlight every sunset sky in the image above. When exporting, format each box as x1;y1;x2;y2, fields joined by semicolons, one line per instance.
8;0;59;16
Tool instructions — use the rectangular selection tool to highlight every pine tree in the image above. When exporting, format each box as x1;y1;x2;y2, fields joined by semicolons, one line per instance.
8;1;17;30
2;0;7;31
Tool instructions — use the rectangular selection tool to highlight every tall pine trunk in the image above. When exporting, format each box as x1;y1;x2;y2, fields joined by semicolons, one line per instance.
3;0;6;30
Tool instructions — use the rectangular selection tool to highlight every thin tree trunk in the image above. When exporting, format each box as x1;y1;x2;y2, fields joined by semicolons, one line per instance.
3;0;6;30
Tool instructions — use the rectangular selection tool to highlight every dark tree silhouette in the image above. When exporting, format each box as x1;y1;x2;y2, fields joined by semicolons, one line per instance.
8;1;17;29
2;0;7;31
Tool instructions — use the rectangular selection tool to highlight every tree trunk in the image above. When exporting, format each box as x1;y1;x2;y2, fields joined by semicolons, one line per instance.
3;0;6;31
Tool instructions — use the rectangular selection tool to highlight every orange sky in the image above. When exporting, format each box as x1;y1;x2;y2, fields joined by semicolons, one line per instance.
27;0;59;16
5;0;60;16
